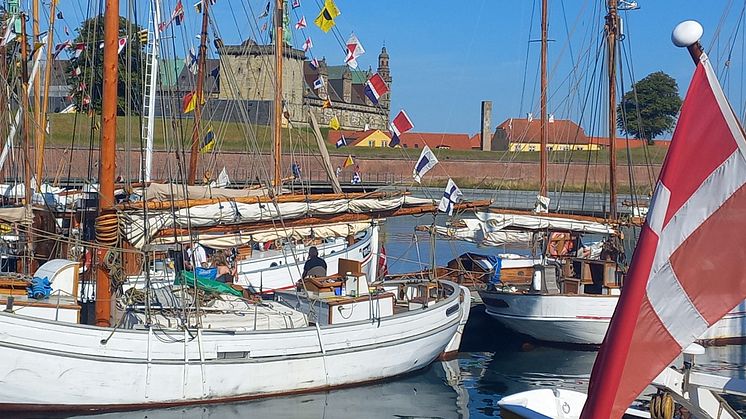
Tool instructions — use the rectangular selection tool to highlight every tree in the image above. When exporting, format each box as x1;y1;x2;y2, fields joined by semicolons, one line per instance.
617;71;682;145
66;15;145;115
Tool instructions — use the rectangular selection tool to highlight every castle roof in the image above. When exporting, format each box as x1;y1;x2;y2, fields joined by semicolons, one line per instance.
175;58;220;94
496;118;589;145
327;129;380;146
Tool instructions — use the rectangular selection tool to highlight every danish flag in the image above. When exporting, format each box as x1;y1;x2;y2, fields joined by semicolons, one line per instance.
582;55;746;418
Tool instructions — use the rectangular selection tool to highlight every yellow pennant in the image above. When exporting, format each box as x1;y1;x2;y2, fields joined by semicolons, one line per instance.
329;115;341;130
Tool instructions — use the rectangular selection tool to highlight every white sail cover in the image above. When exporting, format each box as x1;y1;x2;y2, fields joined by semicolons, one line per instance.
432;218;532;247
476;211;617;235
432;211;616;248
137;182;276;201
151;221;371;249
123;196;433;249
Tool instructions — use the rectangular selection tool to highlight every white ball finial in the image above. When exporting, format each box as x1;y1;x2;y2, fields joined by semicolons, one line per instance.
672;20;703;47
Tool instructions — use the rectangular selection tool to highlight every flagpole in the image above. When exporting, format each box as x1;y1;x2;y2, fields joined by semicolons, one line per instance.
187;0;210;185
19;12;33;274
606;0;618;220
272;0;284;190
539;0;548;198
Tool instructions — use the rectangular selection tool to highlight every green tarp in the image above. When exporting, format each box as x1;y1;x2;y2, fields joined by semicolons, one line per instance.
175;271;243;297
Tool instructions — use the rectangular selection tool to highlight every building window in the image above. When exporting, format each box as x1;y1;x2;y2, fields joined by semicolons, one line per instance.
369;140;374;147
403;144;408;148
414;144;419;149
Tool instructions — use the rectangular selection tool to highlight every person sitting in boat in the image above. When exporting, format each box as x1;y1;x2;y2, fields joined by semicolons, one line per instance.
211;253;236;283
302;246;327;278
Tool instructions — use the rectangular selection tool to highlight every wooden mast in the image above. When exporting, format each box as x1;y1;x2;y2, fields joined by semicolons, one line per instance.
96;0;119;327
32;0;40;169
19;13;33;274
605;0;618;219
539;0;548;198
187;0;210;185
272;0;283;189
35;0;58;184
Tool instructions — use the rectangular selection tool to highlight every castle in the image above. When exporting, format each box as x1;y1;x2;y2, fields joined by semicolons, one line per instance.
218;40;392;130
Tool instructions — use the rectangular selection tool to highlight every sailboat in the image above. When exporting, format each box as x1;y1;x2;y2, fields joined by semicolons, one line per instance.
0;0;478;411
497;19;746;419
474;1;746;346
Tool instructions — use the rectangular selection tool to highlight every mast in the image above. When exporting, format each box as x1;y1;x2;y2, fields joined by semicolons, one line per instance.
272;0;283;189
539;0;548;198
32;0;40;167
96;0;119;327
142;0;162;182
19;12;32;273
35;0;58;184
187;0;209;185
605;0;618;219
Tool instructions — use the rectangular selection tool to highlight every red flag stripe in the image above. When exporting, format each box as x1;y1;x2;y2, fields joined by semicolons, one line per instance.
659;63;739;228
671;183;746;324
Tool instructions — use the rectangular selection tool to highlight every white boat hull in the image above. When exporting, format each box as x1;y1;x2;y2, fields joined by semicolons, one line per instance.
481;291;746;345
0;281;467;410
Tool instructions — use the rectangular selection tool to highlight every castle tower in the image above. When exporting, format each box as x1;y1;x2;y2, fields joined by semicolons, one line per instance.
377;46;391;110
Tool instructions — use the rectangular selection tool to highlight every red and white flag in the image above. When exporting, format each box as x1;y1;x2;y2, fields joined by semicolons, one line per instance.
117;37;127;54
295;16;306;30
388;110;414;147
302;36;312;52
581;55;746;418
364;73;389;105
344;33;364;69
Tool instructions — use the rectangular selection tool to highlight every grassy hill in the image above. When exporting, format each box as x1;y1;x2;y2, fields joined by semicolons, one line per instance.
46;114;667;165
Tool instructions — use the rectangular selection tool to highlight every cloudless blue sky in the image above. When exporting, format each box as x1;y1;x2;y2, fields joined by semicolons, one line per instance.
56;0;746;134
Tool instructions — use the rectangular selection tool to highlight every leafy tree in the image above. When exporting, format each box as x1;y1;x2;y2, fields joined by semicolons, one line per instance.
66;15;145;115
617;71;682;145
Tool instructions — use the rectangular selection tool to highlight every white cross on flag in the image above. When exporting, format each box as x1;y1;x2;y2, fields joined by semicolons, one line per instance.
303;37;313;52
438;178;463;216
582;54;746;418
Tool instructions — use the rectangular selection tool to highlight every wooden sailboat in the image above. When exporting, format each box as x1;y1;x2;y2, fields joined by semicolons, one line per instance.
475;1;746;346
0;1;477;411
497;19;746;419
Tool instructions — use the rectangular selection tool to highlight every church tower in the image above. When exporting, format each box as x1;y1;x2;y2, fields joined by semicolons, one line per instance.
377;46;391;110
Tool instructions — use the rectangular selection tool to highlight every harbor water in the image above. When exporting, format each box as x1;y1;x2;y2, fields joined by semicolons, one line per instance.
24;215;746;419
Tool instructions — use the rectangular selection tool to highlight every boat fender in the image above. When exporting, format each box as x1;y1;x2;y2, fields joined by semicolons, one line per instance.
27;277;52;300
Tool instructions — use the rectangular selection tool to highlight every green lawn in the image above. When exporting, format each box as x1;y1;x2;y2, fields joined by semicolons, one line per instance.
46;114;667;165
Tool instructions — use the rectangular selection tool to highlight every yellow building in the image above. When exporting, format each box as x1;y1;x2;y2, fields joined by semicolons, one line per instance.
494;117;600;152
329;129;389;148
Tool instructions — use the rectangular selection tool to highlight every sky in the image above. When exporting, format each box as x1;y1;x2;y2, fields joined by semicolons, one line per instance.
49;0;746;134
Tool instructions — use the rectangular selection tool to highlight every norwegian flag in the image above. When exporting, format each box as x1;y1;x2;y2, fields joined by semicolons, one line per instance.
388;110;414;147
581;55;746;417
364;73;388;105
344;33;365;69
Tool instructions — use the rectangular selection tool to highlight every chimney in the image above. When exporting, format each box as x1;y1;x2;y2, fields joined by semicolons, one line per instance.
481;101;492;151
